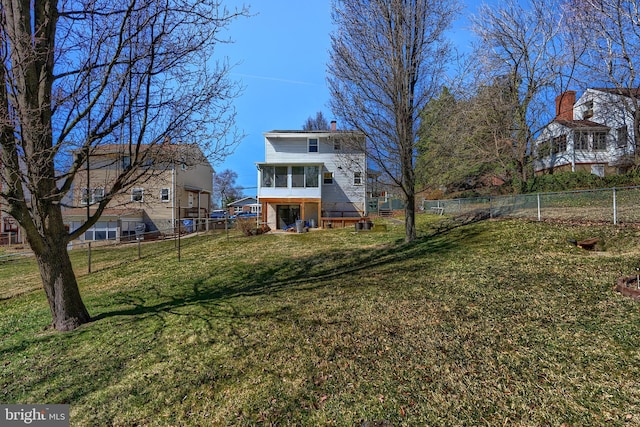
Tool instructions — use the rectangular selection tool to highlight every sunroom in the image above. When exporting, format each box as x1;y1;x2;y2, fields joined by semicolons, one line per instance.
256;163;323;230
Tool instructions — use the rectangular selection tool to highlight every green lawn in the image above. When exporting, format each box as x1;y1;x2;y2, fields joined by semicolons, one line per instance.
1;216;639;426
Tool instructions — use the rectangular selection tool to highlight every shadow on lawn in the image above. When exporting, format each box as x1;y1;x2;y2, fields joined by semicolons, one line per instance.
0;215;488;411
92;215;485;324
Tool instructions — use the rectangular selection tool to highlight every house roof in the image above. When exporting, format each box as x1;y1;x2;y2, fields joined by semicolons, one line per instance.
256;162;325;167
592;87;640;99
264;130;364;138
83;142;212;169
227;196;257;206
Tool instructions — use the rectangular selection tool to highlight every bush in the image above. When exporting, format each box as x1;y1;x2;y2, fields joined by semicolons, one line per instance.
525;169;640;193
235;218;256;236
236;218;270;236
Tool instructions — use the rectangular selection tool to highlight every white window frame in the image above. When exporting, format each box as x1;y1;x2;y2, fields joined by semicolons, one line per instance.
354;171;362;185
308;138;318;153
305;166;319;188
93;188;104;203
81;187;105;205
160;188;170;202
592;131;607;151
291;166;305;188
131;188;144;202
275;166;288;188
81;187;90;205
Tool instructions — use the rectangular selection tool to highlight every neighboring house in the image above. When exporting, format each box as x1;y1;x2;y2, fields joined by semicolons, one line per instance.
64;142;214;242
256;121;367;230
227;196;261;216
534;89;637;176
0;209;22;245
0;158;31;245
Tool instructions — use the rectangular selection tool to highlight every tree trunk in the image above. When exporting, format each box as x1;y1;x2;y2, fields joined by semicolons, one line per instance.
404;191;417;242
32;240;91;332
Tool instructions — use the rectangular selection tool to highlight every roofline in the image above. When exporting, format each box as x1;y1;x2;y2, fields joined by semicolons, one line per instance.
256;162;325;167
263;130;364;138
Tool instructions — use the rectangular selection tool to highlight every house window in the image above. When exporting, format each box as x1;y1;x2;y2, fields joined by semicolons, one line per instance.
591;164;605;177
292;166;305;187
81;187;104;205
262;166;274;187
160;188;170;202
552;135;567;154
81;188;90;205
537;140;551;159
122;155;131;169
131;188;144;202
593;131;607;151
84;221;117;241
323;171;334;185
94;188;104;203
583;100;594;119
575;131;589;150
354;171;362;185
305;166;319;187
333;139;341;151
308;138;318;153
275;166;288;187
617;126;628;148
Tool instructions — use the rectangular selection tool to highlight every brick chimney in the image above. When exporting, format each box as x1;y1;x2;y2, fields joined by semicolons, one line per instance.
330;120;337;131
555;91;576;121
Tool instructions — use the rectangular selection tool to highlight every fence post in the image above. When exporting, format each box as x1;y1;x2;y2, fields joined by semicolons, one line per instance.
537;193;541;222
489;196;493;219
87;242;92;274
613;187;617;225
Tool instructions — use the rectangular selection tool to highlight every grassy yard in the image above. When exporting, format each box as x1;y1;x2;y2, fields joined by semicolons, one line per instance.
1;216;640;426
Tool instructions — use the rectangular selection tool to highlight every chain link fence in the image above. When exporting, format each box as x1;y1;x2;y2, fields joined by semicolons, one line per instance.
423;185;640;224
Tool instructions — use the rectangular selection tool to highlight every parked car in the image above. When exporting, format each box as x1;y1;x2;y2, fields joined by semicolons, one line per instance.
210;210;227;222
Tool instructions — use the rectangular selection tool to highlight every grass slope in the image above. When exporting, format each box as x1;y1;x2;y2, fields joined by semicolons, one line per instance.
1;216;639;426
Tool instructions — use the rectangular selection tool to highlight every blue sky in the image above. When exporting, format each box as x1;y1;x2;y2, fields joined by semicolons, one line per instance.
215;1;478;193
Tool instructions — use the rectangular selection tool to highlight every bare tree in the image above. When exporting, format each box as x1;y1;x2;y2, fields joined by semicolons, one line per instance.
567;0;640;162
302;111;330;131
471;0;579;190
213;169;244;208
328;0;459;242
0;0;248;331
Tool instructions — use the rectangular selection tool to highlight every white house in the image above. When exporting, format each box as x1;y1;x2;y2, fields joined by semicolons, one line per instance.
256;121;367;230
534;89;637;176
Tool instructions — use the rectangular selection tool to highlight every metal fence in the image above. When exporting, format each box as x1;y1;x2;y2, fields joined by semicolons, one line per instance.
423;186;640;224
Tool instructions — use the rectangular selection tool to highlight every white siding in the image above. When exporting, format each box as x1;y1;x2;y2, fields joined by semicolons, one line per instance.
259;131;367;213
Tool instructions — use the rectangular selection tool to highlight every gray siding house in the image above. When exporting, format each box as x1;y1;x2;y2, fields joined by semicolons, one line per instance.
256;122;367;230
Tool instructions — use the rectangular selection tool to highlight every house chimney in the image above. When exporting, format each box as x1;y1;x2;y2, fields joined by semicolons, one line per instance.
555;90;576;121
330;120;337;131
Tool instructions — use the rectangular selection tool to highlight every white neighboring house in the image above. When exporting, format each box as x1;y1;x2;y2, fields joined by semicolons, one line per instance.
256;121;367;230
534;89;638;176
